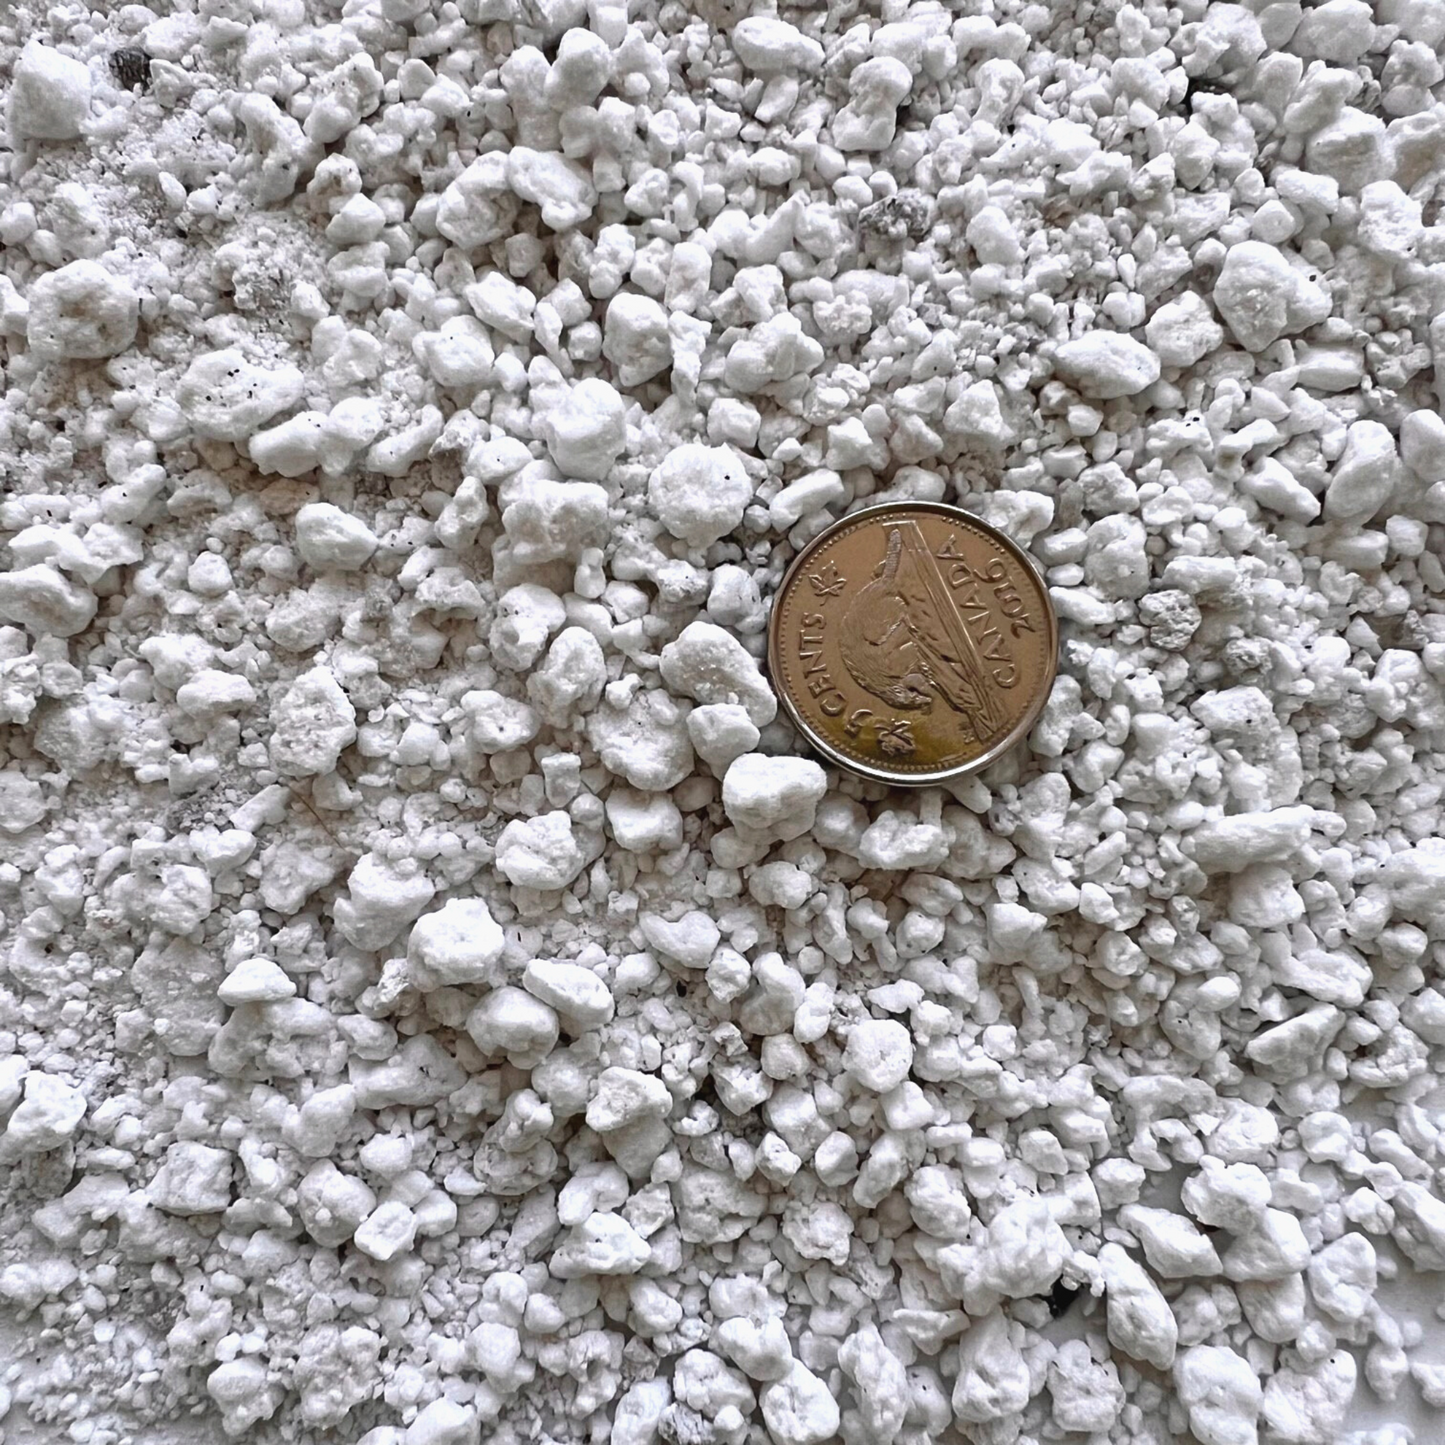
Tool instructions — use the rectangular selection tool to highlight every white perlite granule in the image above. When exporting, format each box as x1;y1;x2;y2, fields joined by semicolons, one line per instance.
2;1;1445;1443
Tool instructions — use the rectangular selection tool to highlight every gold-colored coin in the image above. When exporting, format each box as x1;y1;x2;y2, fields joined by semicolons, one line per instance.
767;501;1059;785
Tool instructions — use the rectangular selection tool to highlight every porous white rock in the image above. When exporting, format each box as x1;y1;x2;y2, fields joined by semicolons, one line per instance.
1380;839;1445;927
857;812;950;871
1239;458;1321;522
833;58;912;152
1401;410;1445;480
0;564;97;638
836;1325;905;1438
466;987;559;1067
1099;1243;1177;1370
177;349;306;442
760;1361;839;1445
321;854;423;955
1323;419;1399;521
466;272;536;340
407;899;506;990
769;470;845;530
508;147;597;231
968;1195;1072;1302
951;1312;1030;1424
175;669;257;720
1053;331;1162;398
1261;1353;1356;1444
8;41;91;141
966;206;1022;266
720;1315;794;1383
1308;1234;1377;1323
26;260;138;362
1212;242;1331;350
495;812;585;890
406;1399;479;1445
1179;1161;1271;1231
722;755;827;841
463;691;539;754
686;705;760;771
268;666;357;777
586;1067;672;1132
1293;0;1375;63
1244;1006;1344;1081
1221;1208;1312;1282
543;377;627;481
1122;1204;1222;1277
605;788;684;852
730;18;824;76
1144;290;1224;368
640;911;721;969
435;154;512;249
550;1212;651;1277
527;626;606;727
546;29;611;107
0;774;46;833
648;445;752;547
1305;108;1389;193
1189;806;1314;873
943;379;1016;447
603;293;672;386
1175;1346;1263;1445
841;1019;914;1093
354;1200;417;1261
206;1359;278;1436
613;1382;670;1445
9;3;1445;1437
523;959;614;1029
489;585;568;672
501;478;610;564
724;314;823;392
0;1073;86;1158
147;1142;233;1215
660;621;776;726
416;317;494;391
294;503;378;571
1048;1342;1124;1433
218;956;295;1004
1358;180;1423;259
587;691;695;791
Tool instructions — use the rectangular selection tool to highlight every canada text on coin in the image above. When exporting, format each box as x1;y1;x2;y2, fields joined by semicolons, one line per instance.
768;501;1058;784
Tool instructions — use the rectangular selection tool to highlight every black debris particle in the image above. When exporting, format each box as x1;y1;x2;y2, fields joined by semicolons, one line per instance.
111;48;151;91
1047;1280;1080;1319
858;191;934;242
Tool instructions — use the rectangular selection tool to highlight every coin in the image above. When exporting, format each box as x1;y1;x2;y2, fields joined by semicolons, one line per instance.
767;501;1059;785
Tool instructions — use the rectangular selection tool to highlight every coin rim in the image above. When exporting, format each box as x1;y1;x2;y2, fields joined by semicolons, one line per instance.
766;500;1060;786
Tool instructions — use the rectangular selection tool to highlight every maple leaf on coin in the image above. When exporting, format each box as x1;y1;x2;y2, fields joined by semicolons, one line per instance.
807;560;846;597
875;718;916;756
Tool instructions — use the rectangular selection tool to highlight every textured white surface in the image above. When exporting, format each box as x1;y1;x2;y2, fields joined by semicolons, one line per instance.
3;2;1445;1443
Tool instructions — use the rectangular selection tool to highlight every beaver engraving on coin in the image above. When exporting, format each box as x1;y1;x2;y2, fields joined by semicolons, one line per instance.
838;520;1008;742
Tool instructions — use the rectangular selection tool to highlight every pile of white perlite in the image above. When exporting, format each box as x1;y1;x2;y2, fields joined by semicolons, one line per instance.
3;0;1445;1442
